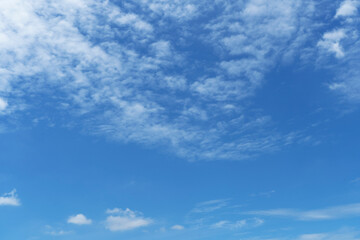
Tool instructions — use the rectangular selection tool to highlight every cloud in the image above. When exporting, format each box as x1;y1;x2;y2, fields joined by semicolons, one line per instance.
317;29;347;58
0;98;8;111
0;0;334;160
316;2;360;103
67;214;92;225
335;0;359;18
171;225;185;230
45;225;72;236
211;218;264;230
115;13;153;32
0;189;20;206
46;230;72;236
141;0;201;20
297;230;360;240
105;208;152;232
191;199;229;214
247;203;360;221
0;0;303;161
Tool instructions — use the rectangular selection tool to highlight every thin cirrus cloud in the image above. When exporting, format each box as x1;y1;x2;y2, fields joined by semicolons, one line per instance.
0;189;20;206
105;208;152;232
210;218;264;230
297;230;360;240
67;214;92;225
247;203;360;221
190;199;230;214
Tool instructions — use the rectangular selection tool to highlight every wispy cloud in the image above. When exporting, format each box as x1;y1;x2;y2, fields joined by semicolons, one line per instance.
45;225;72;236
211;218;264;230
0;189;20;206
297;229;360;240
247;203;360;221
191;199;230;214
105;208;152;232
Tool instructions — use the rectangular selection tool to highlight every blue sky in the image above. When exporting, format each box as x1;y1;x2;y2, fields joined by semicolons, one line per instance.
1;0;360;239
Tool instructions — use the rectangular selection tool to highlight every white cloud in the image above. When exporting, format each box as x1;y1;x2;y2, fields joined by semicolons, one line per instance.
317;29;347;58
140;0;201;20
248;203;360;221
0;98;8;111
115;13;153;32
0;189;20;206
0;0;322;160
335;0;359;18
67;214;92;225
171;225;184;230
105;208;152;232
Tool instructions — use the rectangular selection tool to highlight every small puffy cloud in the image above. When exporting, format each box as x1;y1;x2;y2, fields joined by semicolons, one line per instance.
0;98;8;111
0;189;20;206
317;29;347;58
105;208;152;232
335;0;359;18
171;225;184;230
67;214;92;225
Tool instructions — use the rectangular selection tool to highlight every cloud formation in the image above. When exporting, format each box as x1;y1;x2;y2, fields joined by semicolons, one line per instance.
211;218;264;230
171;225;185;230
248;203;360;221
317;29;347;58
67;214;92;225
0;189;20;206
335;0;359;18
0;0;359;160
105;208;152;232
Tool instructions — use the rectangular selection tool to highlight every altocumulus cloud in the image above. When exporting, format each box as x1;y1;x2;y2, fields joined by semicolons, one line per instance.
67;214;92;225
0;0;317;161
0;189;20;206
0;0;359;160
105;208;152;232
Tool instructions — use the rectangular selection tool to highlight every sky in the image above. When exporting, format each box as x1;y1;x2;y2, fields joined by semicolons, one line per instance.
1;0;360;239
